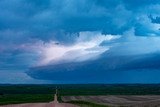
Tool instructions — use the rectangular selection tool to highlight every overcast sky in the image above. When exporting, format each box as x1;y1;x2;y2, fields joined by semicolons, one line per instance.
0;0;160;84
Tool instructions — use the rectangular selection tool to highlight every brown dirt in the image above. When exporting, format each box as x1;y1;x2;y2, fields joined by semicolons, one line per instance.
62;95;160;107
0;102;79;107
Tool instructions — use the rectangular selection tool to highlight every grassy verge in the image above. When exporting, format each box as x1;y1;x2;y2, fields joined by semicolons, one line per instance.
0;94;53;105
67;100;109;107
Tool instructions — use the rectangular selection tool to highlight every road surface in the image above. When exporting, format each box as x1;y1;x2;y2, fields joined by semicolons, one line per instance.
0;102;79;107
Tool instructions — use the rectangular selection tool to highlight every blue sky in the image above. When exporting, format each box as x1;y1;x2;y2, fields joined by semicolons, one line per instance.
0;0;160;84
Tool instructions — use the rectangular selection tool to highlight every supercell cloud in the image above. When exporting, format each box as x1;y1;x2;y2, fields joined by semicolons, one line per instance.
0;0;160;83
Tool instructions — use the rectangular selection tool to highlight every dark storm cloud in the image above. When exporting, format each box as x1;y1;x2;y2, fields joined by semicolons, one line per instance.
150;15;160;24
122;0;160;9
0;0;160;41
26;52;160;82
1;0;160;83
26;29;160;83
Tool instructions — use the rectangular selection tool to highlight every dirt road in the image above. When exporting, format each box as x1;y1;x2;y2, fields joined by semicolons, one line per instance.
0;102;79;107
0;91;79;107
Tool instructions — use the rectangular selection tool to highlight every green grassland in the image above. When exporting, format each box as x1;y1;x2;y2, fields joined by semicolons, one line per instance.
1;84;160;106
0;94;52;105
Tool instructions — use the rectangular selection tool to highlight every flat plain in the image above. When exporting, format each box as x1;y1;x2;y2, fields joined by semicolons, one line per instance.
1;84;160;107
62;95;160;107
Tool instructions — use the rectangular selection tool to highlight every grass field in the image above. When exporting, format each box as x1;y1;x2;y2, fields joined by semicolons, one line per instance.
0;94;52;105
1;84;160;106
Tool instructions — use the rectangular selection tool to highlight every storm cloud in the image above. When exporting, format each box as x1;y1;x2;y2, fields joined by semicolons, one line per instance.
0;0;160;83
26;30;160;83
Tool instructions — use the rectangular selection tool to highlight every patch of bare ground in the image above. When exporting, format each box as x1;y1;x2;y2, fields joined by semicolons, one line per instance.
62;95;160;107
0;102;79;107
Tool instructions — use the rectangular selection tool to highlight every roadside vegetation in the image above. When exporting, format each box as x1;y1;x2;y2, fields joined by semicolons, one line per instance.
0;94;53;105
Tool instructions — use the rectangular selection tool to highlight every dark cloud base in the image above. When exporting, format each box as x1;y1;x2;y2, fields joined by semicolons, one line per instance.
26;52;160;83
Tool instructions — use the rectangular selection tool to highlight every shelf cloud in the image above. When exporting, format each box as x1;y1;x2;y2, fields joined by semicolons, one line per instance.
0;0;160;83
